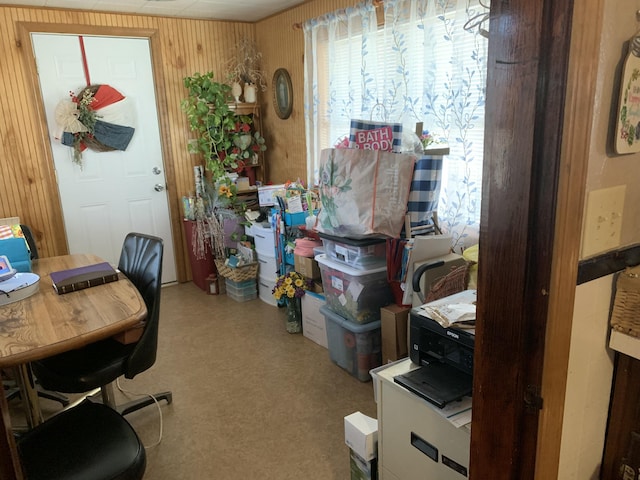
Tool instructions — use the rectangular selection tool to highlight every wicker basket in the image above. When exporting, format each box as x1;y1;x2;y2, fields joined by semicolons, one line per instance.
215;259;258;282
611;266;640;337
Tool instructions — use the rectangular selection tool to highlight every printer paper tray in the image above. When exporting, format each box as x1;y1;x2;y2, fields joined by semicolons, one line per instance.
394;362;472;409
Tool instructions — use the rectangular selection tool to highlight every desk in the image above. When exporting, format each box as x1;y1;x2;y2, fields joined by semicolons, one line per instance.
0;254;147;480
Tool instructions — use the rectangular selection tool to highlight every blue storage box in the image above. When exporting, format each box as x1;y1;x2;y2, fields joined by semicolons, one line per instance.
282;210;319;227
0;237;31;272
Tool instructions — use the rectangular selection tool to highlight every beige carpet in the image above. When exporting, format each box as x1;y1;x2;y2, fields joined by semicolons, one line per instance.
16;282;377;479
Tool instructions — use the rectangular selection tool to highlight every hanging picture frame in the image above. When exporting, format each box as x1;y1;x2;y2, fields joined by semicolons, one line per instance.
615;35;640;154
272;68;293;120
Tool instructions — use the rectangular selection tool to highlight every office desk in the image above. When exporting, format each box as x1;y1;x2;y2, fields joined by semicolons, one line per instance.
0;254;147;480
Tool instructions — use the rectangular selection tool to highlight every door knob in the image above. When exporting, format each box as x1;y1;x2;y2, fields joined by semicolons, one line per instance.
152;167;162;175
154;184;165;192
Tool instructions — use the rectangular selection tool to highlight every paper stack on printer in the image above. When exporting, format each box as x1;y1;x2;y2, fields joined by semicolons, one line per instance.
416;289;477;329
0;255;40;306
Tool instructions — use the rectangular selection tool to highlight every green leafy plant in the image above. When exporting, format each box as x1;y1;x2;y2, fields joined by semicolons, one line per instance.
181;72;238;179
181;71;267;180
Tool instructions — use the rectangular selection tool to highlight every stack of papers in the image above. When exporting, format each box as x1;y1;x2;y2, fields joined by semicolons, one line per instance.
416;289;477;329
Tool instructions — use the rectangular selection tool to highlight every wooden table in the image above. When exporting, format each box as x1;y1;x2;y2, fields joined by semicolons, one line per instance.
0;254;147;480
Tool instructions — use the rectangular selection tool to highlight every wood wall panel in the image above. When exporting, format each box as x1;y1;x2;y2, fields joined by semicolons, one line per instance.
256;0;355;186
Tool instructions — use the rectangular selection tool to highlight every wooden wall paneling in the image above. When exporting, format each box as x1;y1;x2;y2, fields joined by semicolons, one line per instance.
256;0;355;185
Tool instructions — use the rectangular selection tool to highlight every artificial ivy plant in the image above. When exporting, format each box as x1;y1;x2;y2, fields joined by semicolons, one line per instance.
181;71;238;179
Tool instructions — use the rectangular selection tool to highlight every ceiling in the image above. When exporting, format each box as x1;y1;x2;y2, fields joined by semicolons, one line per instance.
4;0;307;22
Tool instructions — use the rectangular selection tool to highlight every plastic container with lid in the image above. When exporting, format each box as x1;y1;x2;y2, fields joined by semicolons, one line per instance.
318;232;386;269
320;305;382;382
225;278;257;302
315;254;392;324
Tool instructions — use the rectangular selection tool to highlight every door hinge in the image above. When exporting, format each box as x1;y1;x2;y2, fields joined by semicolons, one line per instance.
524;384;543;412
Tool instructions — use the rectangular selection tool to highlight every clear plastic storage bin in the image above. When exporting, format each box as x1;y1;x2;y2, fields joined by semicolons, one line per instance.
320;305;381;382
319;232;386;269
315;254;392;324
225;278;257;302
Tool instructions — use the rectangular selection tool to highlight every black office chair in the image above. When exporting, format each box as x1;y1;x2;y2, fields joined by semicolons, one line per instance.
18;399;146;480
31;232;172;415
20;224;38;260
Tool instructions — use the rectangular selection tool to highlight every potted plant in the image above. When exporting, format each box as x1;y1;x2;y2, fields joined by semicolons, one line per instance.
181;71;238;179
182;71;268;181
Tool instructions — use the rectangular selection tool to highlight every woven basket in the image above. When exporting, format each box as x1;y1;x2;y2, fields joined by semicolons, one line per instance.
215;259;258;282
611;266;640;337
425;262;472;303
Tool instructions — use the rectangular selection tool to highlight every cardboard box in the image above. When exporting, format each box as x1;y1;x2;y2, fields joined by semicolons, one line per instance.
309;279;324;294
380;304;410;363
302;292;328;348
294;254;321;280
344;411;378;462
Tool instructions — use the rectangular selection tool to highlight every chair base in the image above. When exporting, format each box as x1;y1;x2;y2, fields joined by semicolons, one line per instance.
99;382;172;416
118;391;173;416
4;379;70;407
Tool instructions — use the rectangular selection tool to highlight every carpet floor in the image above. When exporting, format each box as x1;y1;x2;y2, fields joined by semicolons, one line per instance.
11;282;378;479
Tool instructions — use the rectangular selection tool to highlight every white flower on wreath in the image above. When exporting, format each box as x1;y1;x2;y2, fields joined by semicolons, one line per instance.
54;99;88;134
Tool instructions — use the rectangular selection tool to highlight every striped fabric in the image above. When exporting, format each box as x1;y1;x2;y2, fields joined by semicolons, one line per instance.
0;225;13;240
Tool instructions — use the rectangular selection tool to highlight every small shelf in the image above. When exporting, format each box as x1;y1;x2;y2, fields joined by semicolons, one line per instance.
226;103;266;184
610;329;640;360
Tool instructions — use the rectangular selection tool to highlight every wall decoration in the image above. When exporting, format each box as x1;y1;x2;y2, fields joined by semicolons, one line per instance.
55;84;135;166
273;68;293;120
616;36;640;154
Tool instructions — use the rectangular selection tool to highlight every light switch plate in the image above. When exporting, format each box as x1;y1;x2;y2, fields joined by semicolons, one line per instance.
581;185;626;257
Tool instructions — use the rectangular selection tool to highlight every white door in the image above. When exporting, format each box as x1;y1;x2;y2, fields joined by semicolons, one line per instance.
31;34;176;283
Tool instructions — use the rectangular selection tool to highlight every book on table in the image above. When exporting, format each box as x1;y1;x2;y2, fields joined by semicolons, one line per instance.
50;262;119;295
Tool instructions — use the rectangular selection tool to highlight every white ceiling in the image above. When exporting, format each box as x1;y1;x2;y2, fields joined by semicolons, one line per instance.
4;0;307;22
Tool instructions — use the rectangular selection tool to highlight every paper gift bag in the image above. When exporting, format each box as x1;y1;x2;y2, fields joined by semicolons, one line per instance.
317;148;416;238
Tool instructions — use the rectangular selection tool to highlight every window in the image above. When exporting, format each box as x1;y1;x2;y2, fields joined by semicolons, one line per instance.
304;0;488;248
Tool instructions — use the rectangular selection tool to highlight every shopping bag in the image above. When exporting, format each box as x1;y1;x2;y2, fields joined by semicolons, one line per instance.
317;148;416;238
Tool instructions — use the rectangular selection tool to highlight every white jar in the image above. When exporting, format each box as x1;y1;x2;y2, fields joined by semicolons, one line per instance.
244;83;257;103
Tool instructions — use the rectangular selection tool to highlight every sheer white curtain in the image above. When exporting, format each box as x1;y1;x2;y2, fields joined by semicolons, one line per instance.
303;0;488;249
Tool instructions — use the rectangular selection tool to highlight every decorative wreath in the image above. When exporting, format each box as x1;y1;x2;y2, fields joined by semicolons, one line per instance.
54;84;135;166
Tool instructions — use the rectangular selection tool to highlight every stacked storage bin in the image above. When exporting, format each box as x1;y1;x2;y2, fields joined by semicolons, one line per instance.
316;233;392;381
251;223;279;306
225;278;258;302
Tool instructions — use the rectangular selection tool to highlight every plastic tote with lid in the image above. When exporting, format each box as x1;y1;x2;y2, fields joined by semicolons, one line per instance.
315;254;392;324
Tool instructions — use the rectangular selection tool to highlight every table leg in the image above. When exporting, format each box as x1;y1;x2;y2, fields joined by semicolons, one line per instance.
13;364;42;428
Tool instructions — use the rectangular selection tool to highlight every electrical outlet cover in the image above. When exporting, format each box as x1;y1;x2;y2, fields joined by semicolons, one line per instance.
581;185;626;258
